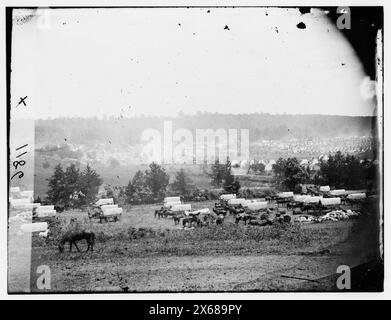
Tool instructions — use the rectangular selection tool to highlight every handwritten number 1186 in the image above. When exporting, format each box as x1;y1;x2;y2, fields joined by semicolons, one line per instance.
10;144;28;180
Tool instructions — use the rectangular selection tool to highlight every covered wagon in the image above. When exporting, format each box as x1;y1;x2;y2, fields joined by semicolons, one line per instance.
171;204;192;212
95;198;114;206
319;186;331;192
329;189;346;196
243;201;268;212
347;193;366;200
219;194;236;201
35;205;56;218
320;197;341;210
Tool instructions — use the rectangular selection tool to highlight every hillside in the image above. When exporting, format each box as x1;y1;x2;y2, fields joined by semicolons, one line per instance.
35;113;376;147
30;113;377;198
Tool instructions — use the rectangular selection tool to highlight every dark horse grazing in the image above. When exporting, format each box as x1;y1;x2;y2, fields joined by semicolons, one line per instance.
58;230;95;253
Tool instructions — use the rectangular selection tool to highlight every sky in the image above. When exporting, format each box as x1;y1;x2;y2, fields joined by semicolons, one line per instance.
11;7;377;120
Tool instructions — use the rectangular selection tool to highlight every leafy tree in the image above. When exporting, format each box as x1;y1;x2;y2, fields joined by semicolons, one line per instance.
47;163;102;208
125;170;153;204
46;164;66;205
317;152;377;189
64;163;81;207
248;162;265;175
104;185;115;199
273;157;310;190
317;152;346;188
209;159;226;187
222;158;241;194
171;168;194;197
144;163;169;200
79;164;102;205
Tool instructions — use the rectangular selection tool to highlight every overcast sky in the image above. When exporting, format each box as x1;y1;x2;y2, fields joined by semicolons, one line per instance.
11;7;376;119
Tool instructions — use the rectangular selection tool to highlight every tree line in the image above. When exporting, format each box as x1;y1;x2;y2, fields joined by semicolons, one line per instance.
44;159;241;207
273;151;378;192
43;151;378;208
44;163;102;208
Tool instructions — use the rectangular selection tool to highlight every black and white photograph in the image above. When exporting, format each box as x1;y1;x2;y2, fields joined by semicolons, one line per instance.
5;4;385;294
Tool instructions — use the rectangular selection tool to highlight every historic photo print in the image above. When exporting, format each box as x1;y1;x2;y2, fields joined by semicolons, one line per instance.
7;6;383;293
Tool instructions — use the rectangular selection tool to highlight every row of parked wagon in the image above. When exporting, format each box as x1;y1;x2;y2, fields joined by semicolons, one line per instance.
155;197;220;227
212;187;367;226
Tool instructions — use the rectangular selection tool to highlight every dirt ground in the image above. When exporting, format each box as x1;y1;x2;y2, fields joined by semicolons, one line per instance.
8;200;381;293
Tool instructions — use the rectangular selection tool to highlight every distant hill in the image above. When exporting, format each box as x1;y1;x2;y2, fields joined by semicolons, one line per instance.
31;113;377;199
35;113;376;147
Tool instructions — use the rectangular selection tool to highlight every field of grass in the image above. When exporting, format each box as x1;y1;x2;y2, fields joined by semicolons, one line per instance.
8;200;380;293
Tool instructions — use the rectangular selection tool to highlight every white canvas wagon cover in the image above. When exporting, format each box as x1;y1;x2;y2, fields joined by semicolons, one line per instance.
101;204;119;210
219;194;236;200
277;192;294;198
330;189;346;196
164;196;181;203
320;197;341;206
163;200;182;208
347;193;366;200
227;198;247;205
102;207;123;217
304;196;323;204
187;208;211;215
171;204;192;212
293;195;308;202
96;198;114;206
244;201;268;211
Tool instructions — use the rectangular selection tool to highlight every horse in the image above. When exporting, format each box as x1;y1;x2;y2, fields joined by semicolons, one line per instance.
182;215;201;228
235;214;252;225
173;212;185;225
58;230;95;253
